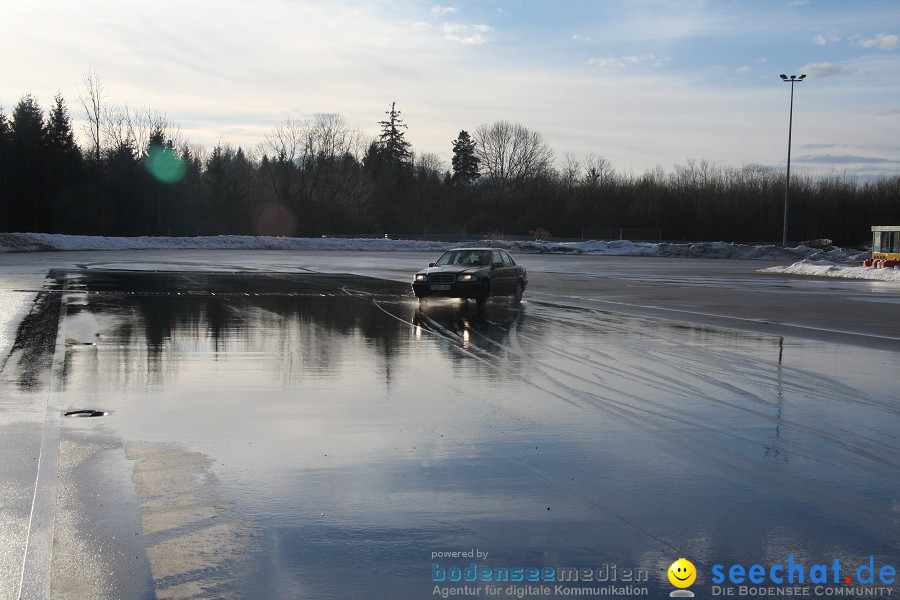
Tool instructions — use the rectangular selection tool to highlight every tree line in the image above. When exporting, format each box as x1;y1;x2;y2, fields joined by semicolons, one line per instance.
0;80;897;245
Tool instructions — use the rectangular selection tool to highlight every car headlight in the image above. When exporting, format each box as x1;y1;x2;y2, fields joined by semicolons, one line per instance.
458;274;475;282
415;274;427;282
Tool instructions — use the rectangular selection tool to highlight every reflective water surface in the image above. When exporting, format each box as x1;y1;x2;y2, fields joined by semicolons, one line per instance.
7;270;900;598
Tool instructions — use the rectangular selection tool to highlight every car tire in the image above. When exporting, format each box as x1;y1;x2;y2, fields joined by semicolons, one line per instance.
512;281;523;304
476;282;490;308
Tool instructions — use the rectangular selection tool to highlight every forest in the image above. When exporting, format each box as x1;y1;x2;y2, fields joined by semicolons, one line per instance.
1;82;897;246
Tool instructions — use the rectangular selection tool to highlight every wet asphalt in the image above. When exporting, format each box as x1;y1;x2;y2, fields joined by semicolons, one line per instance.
0;254;898;599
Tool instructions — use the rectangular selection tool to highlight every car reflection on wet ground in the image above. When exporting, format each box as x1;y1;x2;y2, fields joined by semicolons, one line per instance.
2;269;899;599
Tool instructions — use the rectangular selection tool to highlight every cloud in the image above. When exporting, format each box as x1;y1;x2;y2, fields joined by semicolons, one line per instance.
442;22;493;45
799;143;848;150
736;65;752;74
572;34;591;43
428;5;492;45
787;0;810;5
588;53;659;69
800;62;865;78
851;33;900;51
431;5;456;17
812;33;840;46
794;154;893;165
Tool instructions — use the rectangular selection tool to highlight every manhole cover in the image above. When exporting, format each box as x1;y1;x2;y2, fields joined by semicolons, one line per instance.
63;409;108;418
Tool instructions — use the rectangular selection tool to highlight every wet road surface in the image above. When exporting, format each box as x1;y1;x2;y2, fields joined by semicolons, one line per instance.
0;256;898;599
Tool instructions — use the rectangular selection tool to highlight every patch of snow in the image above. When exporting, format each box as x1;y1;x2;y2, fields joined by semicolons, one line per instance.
760;260;900;282
0;232;870;262
0;232;452;254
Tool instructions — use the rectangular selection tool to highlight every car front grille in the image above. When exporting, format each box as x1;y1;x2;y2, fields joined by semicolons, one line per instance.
428;273;456;284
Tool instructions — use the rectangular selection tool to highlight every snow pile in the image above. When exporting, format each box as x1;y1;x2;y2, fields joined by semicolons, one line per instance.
760;260;900;282
495;239;868;262
0;232;451;253
0;232;869;263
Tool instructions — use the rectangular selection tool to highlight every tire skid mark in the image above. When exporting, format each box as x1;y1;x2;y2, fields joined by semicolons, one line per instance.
527;308;900;472
372;295;900;538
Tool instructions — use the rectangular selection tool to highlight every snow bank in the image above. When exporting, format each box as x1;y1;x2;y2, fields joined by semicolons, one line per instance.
0;233;451;253
497;239;868;262
760;260;900;282
0;232;869;262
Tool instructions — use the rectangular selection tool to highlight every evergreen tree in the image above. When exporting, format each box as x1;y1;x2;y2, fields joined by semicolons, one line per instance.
0;109;9;141
204;145;251;234
451;130;480;186
378;102;411;164
44;94;83;231
46;94;78;155
0;108;10;227
9;95;47;230
105;139;143;235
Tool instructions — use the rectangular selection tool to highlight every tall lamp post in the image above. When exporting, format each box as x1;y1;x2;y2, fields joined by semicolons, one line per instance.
780;73;805;247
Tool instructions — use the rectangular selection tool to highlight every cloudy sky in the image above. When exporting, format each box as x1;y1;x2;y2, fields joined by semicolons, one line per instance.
2;0;898;177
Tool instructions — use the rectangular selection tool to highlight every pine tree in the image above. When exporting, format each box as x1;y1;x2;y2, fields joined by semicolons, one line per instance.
378;102;411;164
0;109;10;139
0;108;10;228
44;94;83;232
46;94;77;154
451;130;480;186
9;95;47;230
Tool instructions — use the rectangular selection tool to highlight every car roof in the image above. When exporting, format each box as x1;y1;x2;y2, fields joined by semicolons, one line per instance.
446;247;505;252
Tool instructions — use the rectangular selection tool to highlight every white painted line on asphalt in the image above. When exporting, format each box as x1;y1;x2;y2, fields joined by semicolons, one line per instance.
18;275;68;600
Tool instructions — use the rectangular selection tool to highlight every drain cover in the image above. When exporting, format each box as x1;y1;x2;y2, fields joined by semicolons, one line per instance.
63;409;108;418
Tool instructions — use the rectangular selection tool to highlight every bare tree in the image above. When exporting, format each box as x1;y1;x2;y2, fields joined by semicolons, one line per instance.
561;152;581;190
583;153;615;187
309;113;364;160
78;69;105;162
414;152;446;178
129;106;181;155
474;120;553;194
263;116;306;164
102;104;131;153
261;113;364;220
264;113;364;166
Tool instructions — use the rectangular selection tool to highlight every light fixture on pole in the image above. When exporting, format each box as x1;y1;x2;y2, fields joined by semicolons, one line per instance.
780;73;805;247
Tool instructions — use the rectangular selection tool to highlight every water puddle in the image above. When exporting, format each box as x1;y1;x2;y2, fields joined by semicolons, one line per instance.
9;270;899;598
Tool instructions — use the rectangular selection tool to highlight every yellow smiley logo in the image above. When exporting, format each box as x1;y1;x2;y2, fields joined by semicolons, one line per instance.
668;558;697;588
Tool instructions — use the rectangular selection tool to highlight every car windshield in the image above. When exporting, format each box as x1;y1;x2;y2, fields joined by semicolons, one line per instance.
434;250;491;267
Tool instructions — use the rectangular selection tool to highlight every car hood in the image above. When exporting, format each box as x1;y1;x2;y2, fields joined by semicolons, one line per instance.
417;266;487;275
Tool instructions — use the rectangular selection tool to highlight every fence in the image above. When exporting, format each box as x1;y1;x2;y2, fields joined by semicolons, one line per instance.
579;228;662;242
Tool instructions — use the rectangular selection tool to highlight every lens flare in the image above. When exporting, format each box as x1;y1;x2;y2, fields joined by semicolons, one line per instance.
144;145;187;184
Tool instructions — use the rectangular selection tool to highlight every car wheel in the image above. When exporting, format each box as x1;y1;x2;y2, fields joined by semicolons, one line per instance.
512;281;523;304
476;282;490;308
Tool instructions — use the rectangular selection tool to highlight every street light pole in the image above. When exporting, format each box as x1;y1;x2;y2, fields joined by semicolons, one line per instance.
780;73;805;247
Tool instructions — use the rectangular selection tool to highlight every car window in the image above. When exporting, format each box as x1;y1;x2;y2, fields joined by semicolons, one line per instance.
501;251;515;266
491;250;503;265
435;250;490;266
435;251;461;266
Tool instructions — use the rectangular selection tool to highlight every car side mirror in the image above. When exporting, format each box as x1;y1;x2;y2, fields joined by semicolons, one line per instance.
428;263;435;267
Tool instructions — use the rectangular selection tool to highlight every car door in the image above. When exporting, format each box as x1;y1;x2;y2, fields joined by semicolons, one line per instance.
490;250;510;295
501;251;521;290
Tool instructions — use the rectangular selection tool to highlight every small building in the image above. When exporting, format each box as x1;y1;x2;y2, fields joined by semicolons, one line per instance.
866;226;900;267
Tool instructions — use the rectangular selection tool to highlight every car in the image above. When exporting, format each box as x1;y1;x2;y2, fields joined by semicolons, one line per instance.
412;247;528;307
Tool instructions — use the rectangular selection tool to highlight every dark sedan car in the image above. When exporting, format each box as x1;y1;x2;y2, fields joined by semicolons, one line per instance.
412;248;527;306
